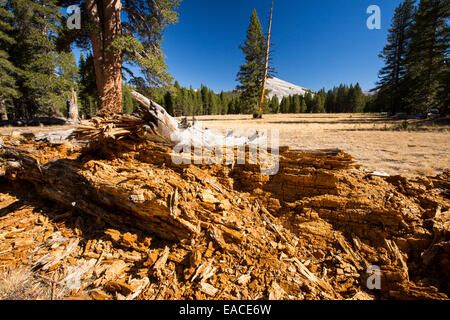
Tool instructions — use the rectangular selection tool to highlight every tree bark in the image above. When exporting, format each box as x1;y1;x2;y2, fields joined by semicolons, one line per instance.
0;98;8;121
85;0;123;113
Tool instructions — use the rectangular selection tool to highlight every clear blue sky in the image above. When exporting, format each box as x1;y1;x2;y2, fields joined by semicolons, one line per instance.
159;0;402;92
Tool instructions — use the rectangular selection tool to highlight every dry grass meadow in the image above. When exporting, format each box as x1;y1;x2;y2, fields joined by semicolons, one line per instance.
1;113;448;177
193;113;450;177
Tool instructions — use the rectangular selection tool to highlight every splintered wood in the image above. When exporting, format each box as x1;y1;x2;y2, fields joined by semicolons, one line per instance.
0;125;449;300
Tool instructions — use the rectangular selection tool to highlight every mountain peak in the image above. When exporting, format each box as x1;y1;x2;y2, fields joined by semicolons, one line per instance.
266;77;313;100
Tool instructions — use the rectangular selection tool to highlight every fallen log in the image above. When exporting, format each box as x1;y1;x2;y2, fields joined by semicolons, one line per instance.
1;126;449;299
0;92;354;242
0;144;203;241
0;92;280;242
69;91;267;149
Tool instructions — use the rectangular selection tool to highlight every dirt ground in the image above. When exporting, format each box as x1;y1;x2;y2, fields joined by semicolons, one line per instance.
192;114;450;178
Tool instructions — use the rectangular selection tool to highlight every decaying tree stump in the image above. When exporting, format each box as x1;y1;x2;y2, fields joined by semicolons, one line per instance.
67;88;79;122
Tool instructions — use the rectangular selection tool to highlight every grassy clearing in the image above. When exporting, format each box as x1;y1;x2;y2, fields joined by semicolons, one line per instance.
194;113;450;177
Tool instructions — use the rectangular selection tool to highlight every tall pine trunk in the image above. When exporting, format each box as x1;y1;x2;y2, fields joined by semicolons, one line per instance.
85;0;122;113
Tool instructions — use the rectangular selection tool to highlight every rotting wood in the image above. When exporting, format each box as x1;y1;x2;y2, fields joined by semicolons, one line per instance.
385;239;409;281
0;111;449;301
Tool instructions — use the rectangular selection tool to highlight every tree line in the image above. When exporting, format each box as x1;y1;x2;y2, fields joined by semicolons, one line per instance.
137;81;240;117
144;81;370;117
270;83;367;114
374;0;449;115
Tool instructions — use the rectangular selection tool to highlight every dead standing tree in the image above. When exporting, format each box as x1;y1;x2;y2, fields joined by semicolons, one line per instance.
258;0;274;118
66;88;79;122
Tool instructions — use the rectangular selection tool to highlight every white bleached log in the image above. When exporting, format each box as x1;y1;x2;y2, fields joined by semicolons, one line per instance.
130;90;267;149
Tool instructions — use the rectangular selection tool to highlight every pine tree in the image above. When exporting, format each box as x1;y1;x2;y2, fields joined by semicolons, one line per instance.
284;97;290;113
0;0;20;119
164;91;174;116
122;82;134;114
56;0;181;113
325;90;335;113
292;95;301;113
304;92;314;113
78;52;98;118
200;84;209;115
347;84;356;113
236;9;267;114
404;0;449;113
181;87;190;116
227;100;234;114
270;96;280;113
300;98;307;113
335;85;349;113
353;83;366;112
6;0;76;118
196;90;203;115
441;59;450;115
287;95;293;113
219;91;228;115
209;90;218;115
377;0;416;115
228;97;240;114
312;90;326;113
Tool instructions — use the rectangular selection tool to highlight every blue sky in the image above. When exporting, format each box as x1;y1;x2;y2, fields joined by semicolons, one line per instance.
73;0;403;92
159;0;403;92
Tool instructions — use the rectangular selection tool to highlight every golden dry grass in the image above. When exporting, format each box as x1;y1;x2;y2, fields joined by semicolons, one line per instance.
193;113;450;177
0;267;36;300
